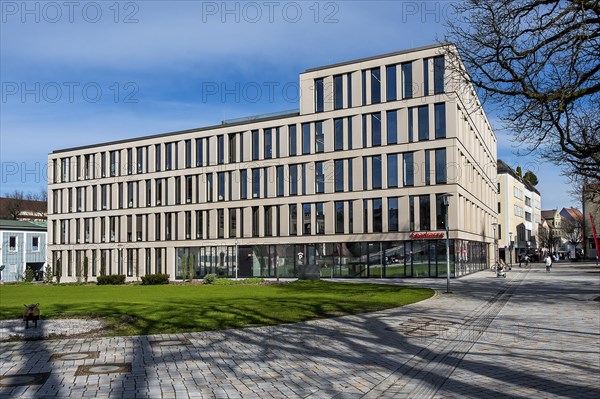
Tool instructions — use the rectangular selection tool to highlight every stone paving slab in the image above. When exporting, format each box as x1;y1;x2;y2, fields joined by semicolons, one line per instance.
0;263;599;398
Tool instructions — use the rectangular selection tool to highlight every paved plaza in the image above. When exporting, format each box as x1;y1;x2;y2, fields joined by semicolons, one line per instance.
1;262;599;398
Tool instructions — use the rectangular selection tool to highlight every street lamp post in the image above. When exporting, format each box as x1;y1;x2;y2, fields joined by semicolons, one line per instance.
509;232;513;270
117;243;123;275
492;223;498;270
439;193;453;293
235;239;238;279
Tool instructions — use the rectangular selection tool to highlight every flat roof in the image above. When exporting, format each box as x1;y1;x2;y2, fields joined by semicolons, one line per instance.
303;43;448;73
52;110;300;154
0;220;47;231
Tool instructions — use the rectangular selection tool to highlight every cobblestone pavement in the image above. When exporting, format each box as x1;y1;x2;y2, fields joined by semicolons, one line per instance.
1;263;598;398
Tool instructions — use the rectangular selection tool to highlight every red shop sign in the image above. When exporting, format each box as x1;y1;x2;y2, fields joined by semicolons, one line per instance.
410;232;445;239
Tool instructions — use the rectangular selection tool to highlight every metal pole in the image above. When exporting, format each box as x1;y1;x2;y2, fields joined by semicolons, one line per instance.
235;240;238;279
445;207;450;293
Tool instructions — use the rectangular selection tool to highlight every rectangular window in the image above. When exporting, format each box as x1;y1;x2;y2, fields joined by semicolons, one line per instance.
372;155;382;189
371;68;381;104
347;116;353;149
289;204;297;235
373;198;383;233
424;58;429;95
276;165;284;197
388;154;398;188
118;183;124;209
264;128;272;159
185;140;192;168
229;133;236;163
154;144;162;172
302;123;310;154
363;157;368;191
334;118;343;151
315;161;325;193
195;138;203;167
434;56;445;94
315;78;324;112
265;206;273;237
136;214;143;241
289;164;298;196
230;208;237;238
386;64;397;101
127;148;133;175
289;125;297;156
263;167;269;198
334;74;343;110
100;154;106;177
402;62;413;99
335;201;344;234
348;158;353;192
128;181;136;207
387;110;397;144
403;152;414;186
303;203;311;235
252;130;259;160
252;168;260;198
217;209;225;238
419;195;431;230
362;114;367;148
9;236;17;251
348;200;354;233
418;105;429;141
252;206;259;237
301;164;307;195
408;107;414;142
434;103;446;139
218;172;225;201
315;122;324;153
186;175;193;203
347;73;352;108
372;113;381;146
362;70;367;105
435;148;447;184
275;127;281;158
110;151;118;177
217;135;224;164
388;197;399;231
196;210;203;239
425;149;431;186
165;213;172;240
165;143;173;170
316;203;325;235
136;147;144;173
240;170;247;200
206;174;213;202
334;159;344;192
436;194;447;230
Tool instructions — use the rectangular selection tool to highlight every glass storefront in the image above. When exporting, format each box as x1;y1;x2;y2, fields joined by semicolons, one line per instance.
175;239;488;280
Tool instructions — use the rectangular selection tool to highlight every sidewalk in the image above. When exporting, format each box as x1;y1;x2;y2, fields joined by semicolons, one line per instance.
1;263;599;398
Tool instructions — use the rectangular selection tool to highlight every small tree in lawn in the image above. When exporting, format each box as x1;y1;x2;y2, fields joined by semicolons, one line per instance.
55;259;62;284
83;256;89;283
44;263;53;283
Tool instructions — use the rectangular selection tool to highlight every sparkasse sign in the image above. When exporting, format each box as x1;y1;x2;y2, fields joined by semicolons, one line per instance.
410;232;445;239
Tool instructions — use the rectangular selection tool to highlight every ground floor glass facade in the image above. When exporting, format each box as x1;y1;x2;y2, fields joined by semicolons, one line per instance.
175;239;488;280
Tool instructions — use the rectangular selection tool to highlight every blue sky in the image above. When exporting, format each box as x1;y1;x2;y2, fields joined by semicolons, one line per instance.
0;0;577;210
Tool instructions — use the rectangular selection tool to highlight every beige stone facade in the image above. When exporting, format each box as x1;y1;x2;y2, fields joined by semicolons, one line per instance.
47;44;497;282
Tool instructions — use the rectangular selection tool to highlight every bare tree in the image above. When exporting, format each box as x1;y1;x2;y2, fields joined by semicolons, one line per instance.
562;215;585;249
444;0;600;182
3;190;25;220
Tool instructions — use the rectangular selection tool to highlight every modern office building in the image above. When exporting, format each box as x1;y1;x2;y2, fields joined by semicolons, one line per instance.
496;160;542;264
48;44;498;282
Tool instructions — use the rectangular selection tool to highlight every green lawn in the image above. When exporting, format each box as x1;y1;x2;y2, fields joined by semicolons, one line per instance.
0;281;433;337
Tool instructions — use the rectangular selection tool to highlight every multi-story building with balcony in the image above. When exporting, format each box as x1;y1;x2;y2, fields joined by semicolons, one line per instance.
497;160;542;264
47;44;498;282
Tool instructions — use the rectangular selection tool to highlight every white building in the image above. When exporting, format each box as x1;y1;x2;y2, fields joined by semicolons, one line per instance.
48;44;498;282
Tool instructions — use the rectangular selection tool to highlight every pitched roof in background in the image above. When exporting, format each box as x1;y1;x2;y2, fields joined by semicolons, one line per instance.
541;209;559;220
497;159;541;195
0;197;47;221
560;207;583;222
0;219;47;231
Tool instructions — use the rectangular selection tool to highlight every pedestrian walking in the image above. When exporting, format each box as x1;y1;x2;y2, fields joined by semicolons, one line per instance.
545;255;552;273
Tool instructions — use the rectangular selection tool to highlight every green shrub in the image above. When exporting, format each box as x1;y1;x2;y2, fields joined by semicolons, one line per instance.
96;274;126;285
212;277;265;285
141;273;170;285
203;273;218;285
44;264;53;283
24;267;34;282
